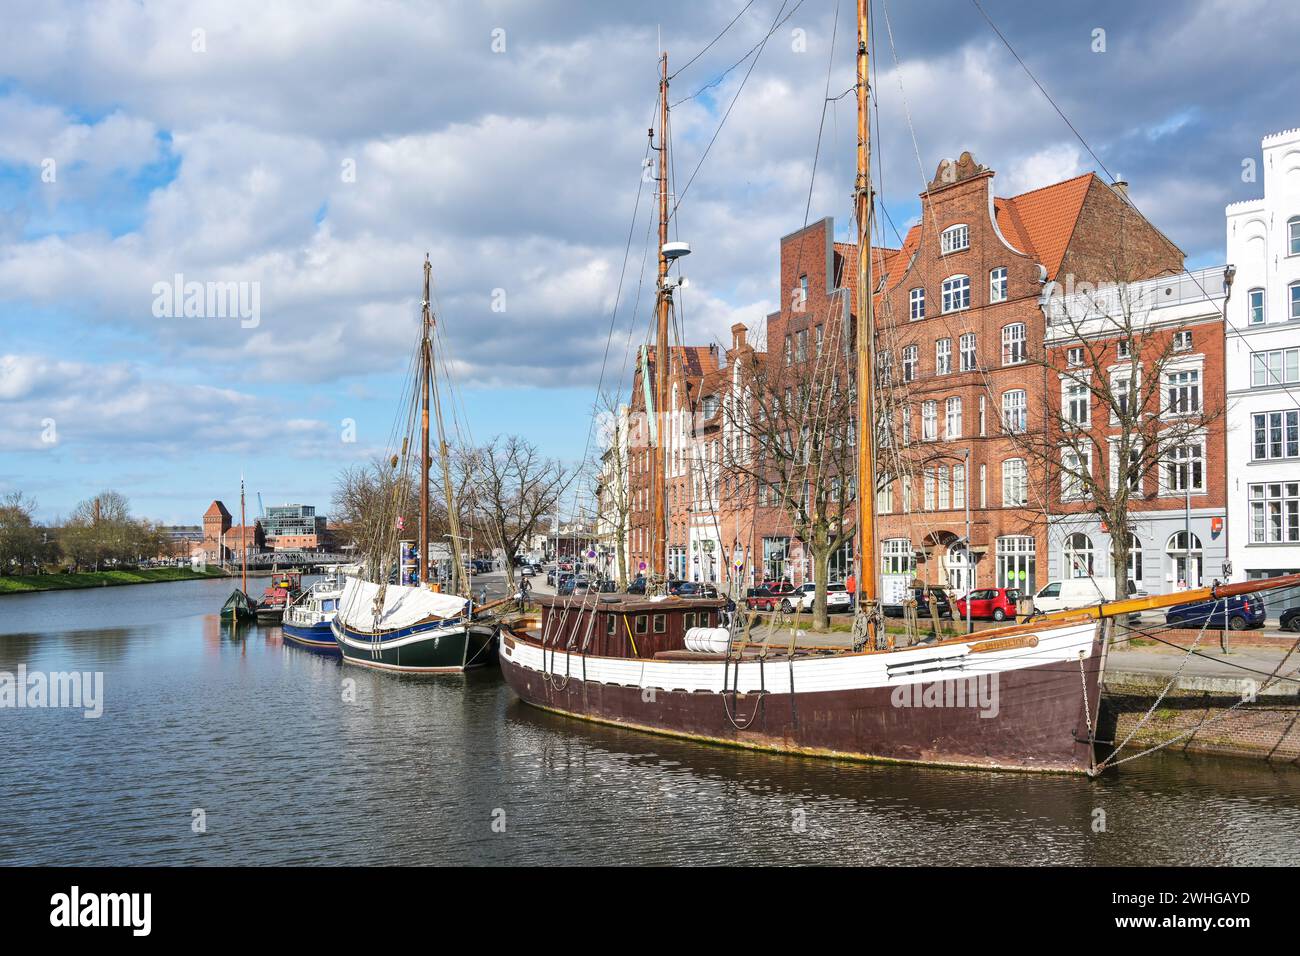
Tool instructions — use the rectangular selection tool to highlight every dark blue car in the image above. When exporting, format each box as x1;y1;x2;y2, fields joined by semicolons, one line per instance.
1165;593;1266;630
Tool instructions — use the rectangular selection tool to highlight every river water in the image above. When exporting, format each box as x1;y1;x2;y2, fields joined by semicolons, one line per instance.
2;576;1298;866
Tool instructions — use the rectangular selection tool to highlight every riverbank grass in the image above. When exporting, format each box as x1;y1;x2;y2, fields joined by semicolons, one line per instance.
0;567;229;595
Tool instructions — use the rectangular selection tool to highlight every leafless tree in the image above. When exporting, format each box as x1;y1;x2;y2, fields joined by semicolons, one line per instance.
1020;263;1228;591
722;335;856;630
466;435;572;588
592;390;631;589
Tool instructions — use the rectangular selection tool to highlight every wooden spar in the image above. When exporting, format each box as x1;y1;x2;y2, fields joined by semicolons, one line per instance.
651;51;670;585
1030;572;1300;623
239;476;247;595
854;0;878;643
425;258;468;597
420;258;431;585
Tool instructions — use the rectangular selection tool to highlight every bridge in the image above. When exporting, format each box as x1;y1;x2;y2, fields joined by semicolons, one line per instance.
212;551;355;571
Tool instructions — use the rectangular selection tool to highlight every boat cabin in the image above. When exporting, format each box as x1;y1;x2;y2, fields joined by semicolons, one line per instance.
534;594;728;659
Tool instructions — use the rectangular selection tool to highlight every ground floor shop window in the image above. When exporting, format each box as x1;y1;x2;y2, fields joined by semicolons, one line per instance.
996;536;1036;592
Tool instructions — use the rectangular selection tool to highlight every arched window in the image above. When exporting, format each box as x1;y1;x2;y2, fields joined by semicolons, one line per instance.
942;275;971;313
989;266;1008;303
1064;532;1094;578
941;224;970;254
1166;531;1203;589
1002;389;1027;433
1002;458;1028;506
1001;322;1027;365
1248;287;1266;325
945;396;963;438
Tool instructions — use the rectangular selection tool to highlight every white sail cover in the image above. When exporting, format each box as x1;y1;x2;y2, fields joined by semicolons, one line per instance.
336;576;468;632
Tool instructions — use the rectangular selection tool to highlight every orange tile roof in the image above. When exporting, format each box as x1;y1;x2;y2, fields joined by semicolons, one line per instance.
996;172;1095;279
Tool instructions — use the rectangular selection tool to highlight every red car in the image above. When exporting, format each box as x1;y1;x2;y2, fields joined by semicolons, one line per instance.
745;583;796;610
954;587;1021;622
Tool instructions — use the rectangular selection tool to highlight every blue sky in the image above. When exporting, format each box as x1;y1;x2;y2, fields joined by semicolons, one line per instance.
1;0;1297;525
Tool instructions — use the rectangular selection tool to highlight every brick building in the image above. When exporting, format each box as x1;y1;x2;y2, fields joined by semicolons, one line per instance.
194;499;266;563
873;151;1185;601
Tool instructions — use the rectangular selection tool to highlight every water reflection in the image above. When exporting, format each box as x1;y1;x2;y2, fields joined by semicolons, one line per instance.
1;576;1298;865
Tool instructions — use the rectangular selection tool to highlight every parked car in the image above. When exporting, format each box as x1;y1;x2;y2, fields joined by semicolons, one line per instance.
670;581;718;598
954;587;1021;622
595;578;619;593
882;587;953;619
1280;605;1300;633
1031;578;1140;613
782;582;853;614
626;576;647;595
745;586;780;610
1165;593;1267;631
572;576;590;592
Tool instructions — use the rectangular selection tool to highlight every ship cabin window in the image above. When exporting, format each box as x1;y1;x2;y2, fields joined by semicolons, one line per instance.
635;615;648;634
606;614;617;635
684;612;696;629
653;613;667;634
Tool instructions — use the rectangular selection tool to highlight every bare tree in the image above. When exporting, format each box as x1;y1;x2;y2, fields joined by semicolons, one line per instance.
722;341;855;630
467;435;571;588
1022;263;1228;592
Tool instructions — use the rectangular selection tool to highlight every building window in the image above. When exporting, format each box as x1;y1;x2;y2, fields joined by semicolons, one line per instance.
921;400;939;441
784;335;792;366
902;345;918;383
879;477;893;513
923;468;936;510
996;535;1036;592
1292;282;1300;321
877;349;893;386
959;332;976;371
1251;347;1300;387
945;396;963;439
1249;288;1266;325
989;266;1008;303
1111;440;1143;493
1061;447;1091;500
936;337;952;375
1290;216;1300;256
1166;531;1203;588
1002;389;1027;434
953;464;967;508
1173;330;1192;352
1252;410;1300;460
940;224;970;254
910;287;926;320
882;538;915;575
1250;482;1300;544
941;275;971;313
1117;339;1131;360
1112;369;1136;419
1066;346;1084;367
1064;533;1094;578
1165;368;1201;415
1111;533;1143;585
1064;379;1090;427
796;329;808;362
799;273;809;305
1163;442;1205;494
938;466;951;510
1001;322;1026;365
1002;458;1028;506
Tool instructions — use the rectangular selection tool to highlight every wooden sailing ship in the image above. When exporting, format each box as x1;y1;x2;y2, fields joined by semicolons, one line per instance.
331;258;497;672
497;5;1300;773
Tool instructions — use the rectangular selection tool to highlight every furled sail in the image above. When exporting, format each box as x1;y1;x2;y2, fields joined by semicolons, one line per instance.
336;576;467;632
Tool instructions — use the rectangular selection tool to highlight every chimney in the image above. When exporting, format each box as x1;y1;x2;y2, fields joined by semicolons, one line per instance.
1111;179;1130;202
731;322;748;350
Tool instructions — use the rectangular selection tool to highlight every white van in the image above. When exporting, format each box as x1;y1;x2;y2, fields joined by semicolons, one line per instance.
1031;578;1134;613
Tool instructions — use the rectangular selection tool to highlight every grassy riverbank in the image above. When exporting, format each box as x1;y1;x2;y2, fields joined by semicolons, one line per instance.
0;566;230;595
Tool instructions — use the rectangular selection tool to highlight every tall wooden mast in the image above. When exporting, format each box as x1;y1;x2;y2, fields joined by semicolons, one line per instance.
425;256;468;596
854;0;878;642
651;52;670;585
420;260;432;585
239;475;248;595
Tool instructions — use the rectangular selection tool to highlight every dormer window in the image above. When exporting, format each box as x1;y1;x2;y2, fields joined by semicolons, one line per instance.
940;224;970;254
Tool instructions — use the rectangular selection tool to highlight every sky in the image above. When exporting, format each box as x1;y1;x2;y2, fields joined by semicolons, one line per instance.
1;0;1297;525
